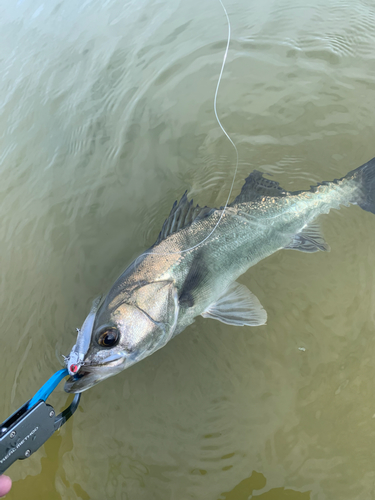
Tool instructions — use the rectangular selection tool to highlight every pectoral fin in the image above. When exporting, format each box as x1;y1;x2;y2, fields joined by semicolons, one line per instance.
201;281;267;326
284;223;330;253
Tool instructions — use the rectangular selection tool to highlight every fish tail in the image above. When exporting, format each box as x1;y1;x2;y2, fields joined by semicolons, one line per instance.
345;156;375;214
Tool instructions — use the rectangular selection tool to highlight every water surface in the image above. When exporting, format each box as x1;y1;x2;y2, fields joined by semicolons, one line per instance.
1;0;375;499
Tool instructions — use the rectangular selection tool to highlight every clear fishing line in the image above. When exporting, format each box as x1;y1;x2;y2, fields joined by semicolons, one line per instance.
175;0;240;254
139;0;239;262
67;0;239;368
177;0;239;254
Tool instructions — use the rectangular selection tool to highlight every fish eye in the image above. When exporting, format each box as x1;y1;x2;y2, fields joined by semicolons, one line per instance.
97;328;119;347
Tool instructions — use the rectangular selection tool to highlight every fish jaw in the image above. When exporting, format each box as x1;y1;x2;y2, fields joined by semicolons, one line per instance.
64;353;128;393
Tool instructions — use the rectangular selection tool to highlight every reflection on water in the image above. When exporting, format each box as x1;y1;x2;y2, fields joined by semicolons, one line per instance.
1;0;375;499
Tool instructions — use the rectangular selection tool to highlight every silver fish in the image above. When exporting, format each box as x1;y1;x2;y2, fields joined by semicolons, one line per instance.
65;157;375;393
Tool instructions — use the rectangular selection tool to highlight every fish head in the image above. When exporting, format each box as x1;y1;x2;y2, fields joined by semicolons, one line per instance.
64;280;179;393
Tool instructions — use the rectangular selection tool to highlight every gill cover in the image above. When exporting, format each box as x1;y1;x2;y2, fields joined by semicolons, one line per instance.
113;280;180;356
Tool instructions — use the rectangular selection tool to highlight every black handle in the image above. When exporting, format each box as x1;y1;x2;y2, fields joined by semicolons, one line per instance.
0;394;81;474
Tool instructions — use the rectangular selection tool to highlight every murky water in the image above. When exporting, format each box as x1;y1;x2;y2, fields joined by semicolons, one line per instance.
1;0;375;498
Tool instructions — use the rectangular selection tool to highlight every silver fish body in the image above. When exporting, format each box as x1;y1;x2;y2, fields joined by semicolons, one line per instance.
65;157;375;393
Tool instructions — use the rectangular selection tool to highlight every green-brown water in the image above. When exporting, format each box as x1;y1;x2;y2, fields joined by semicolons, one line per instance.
1;0;375;498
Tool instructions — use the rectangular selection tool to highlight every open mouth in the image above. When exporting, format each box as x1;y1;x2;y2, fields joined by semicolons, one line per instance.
64;366;100;393
69;367;91;380
64;357;127;393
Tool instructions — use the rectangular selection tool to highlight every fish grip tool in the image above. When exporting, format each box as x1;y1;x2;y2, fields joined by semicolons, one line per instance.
0;368;80;474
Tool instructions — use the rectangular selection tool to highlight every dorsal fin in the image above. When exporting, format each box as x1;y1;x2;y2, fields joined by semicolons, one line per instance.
155;191;214;244
231;170;289;205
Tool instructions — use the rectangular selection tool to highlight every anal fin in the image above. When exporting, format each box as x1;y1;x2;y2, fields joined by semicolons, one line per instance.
201;281;267;327
284;222;330;253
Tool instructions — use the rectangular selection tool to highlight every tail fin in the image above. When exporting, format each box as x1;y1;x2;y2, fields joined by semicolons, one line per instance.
345;157;375;214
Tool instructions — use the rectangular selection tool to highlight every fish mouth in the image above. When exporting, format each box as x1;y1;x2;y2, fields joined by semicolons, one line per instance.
64;367;95;394
64;359;126;393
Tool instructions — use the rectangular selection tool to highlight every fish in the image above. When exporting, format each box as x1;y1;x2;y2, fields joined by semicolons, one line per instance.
64;156;375;393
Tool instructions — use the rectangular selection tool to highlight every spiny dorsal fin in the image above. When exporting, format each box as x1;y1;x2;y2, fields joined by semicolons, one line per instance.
231;170;289;205
155;191;214;244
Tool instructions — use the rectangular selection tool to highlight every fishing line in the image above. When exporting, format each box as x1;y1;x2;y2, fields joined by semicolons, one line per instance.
171;0;239;254
67;0;239;368
139;0;239;262
130;0;239;290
